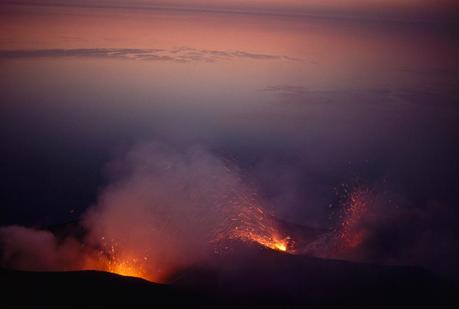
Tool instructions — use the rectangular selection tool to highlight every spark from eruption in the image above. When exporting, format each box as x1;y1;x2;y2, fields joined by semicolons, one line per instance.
235;229;290;252
337;187;371;249
216;192;293;253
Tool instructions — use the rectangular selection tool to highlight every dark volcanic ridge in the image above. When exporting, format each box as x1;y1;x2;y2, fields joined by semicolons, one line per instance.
1;240;457;308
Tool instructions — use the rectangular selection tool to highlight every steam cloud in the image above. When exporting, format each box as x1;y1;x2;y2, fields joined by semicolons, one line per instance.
83;142;261;280
0;142;268;281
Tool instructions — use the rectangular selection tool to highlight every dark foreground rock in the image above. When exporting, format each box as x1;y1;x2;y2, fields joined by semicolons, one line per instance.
1;242;457;308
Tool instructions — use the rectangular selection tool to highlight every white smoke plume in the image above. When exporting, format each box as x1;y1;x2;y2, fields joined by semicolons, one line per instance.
0;142;266;281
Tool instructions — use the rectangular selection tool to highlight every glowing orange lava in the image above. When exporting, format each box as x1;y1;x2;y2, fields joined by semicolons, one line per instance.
84;241;154;282
230;228;290;252
105;257;149;280
274;242;287;252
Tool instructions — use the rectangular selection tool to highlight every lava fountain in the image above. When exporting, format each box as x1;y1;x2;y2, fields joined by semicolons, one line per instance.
228;205;292;252
215;191;294;253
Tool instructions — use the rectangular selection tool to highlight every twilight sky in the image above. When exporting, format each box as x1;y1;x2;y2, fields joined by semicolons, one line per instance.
4;0;459;21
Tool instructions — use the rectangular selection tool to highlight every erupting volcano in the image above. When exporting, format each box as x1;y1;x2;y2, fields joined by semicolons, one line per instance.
1;1;458;307
13;144;300;283
0;146;456;307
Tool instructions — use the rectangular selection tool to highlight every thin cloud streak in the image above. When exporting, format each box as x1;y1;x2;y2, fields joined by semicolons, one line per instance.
0;48;297;63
